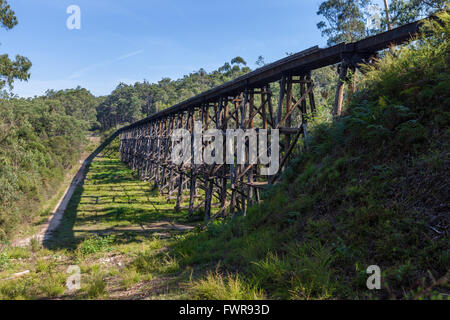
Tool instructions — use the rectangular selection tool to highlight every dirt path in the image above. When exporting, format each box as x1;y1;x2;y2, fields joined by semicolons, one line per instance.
12;137;100;247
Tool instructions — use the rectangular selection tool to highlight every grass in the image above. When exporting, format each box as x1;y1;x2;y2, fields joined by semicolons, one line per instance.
78;235;115;256
190;271;266;300
83;271;107;299
0;152;202;300
121;268;141;290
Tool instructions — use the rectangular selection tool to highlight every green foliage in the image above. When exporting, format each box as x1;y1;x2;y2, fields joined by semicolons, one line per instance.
36;273;66;298
317;0;371;46
190;272;266;300
96;82;147;130
132;252;180;275
0;249;69;300
311;65;338;116
29;237;41;253
0;0;17;29
100;131;120;159
0;0;31;89
386;0;449;28
5;246;31;259
120;268;141;290
317;0;449;45
0;251;8;271
83;271;107;299
78;235;115;256
0;54;32;89
287;242;336;299
44;87;100;129
0;92;91;240
0;277;36;300
0;9;96;243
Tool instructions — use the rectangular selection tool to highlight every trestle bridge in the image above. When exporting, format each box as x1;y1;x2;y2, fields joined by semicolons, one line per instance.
116;18;427;222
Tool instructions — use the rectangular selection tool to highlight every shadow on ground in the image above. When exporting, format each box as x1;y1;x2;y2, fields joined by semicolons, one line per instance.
44;153;196;251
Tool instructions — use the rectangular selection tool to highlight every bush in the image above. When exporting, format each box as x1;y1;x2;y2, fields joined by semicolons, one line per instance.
0;251;8;271
190;272;266;300
78;235;115;256
84;272;107;299
0;91;93;240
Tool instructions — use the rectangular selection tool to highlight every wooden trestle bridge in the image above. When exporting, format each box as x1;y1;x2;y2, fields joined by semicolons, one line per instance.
117;18;427;222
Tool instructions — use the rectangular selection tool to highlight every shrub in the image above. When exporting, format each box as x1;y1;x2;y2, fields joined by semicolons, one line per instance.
190;272;266;300
0;251;8;271
78;235;115;256
121;268;141;290
84;272;107;299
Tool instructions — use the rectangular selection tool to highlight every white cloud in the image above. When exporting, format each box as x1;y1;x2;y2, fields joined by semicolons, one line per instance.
68;49;144;80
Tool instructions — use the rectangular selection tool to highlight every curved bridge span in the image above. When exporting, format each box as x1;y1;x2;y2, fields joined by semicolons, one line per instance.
116;18;427;221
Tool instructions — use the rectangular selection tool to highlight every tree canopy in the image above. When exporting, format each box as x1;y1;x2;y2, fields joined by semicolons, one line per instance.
317;0;371;46
0;0;31;90
317;0;449;46
384;0;449;28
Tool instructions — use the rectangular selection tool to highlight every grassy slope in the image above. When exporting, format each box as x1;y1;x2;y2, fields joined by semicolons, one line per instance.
9;137;100;243
0;156;202;299
162;15;450;300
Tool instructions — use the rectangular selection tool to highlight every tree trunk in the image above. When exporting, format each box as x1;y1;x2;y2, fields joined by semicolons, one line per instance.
333;64;348;117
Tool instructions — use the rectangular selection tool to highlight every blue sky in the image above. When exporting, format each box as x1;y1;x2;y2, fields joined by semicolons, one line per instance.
2;0;383;97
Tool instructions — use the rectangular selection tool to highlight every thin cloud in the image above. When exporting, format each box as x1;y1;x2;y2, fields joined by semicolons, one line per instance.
68;49;144;80
116;49;144;61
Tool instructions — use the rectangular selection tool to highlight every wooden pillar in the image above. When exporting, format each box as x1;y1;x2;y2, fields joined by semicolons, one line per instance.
284;78;293;170
333;63;348;117
203;103;215;221
188;110;197;217
300;75;309;141
346;66;357;105
306;73;316;114
204;179;213;222
220;98;228;210
175;172;183;212
275;76;286;127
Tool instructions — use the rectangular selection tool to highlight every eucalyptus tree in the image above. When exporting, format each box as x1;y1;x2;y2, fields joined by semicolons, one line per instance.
0;0;31;90
316;0;371;46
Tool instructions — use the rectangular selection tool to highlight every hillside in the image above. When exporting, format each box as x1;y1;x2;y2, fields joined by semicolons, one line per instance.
0;89;98;241
151;13;449;299
168;14;449;299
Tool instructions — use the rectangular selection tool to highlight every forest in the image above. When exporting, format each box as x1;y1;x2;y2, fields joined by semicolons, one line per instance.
0;0;448;301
